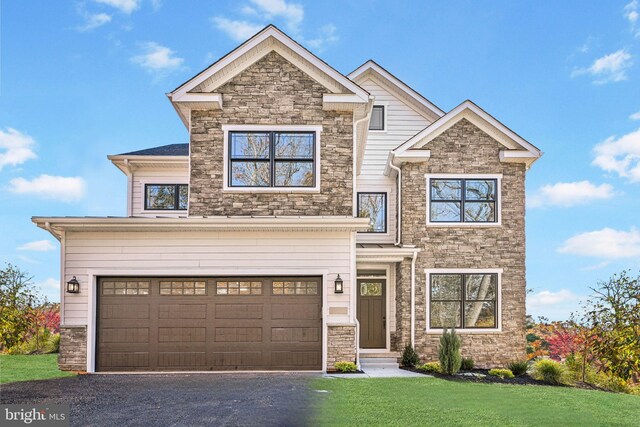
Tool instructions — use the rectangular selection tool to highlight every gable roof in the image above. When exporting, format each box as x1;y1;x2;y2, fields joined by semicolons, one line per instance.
348;60;444;120
388;100;542;172
167;25;371;128
118;143;189;156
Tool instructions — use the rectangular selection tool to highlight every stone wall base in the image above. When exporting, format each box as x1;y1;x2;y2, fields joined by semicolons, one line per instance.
59;326;87;371
326;324;356;371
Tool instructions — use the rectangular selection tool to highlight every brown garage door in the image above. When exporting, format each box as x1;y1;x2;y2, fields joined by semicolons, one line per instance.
96;277;322;371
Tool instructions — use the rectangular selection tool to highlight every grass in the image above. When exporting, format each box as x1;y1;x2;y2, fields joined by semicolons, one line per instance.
0;354;76;384
311;377;640;426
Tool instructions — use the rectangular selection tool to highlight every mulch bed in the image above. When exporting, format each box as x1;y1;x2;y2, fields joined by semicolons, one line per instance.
401;367;552;386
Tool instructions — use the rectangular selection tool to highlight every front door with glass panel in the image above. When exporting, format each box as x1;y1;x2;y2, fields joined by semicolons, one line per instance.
357;279;386;348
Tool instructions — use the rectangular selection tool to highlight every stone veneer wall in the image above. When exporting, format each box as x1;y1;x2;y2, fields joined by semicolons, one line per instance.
326;325;356;371
189;51;354;216
394;118;527;367
59;326;87;371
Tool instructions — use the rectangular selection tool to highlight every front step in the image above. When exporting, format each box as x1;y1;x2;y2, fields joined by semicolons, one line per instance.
360;356;400;370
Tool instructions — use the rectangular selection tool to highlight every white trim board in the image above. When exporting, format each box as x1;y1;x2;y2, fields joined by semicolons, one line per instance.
221;124;323;193
424;268;503;334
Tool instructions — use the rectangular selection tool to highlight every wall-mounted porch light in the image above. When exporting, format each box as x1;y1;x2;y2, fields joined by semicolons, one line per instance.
334;274;344;294
66;276;80;294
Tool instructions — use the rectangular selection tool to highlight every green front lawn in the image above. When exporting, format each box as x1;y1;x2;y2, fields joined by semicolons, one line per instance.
312;377;640;426
0;354;76;384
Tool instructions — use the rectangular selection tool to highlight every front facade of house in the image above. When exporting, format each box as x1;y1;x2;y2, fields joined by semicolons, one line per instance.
34;26;541;372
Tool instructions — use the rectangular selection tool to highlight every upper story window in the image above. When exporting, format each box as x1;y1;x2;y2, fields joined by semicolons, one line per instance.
369;106;385;131
428;176;500;224
429;272;498;330
145;184;188;210
229;131;315;188
357;192;387;233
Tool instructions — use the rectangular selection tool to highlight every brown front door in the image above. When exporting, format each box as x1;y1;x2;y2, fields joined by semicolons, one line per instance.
357;279;386;348
96;276;322;371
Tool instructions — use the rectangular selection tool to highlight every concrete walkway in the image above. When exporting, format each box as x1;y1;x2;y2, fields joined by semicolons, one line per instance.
325;367;427;378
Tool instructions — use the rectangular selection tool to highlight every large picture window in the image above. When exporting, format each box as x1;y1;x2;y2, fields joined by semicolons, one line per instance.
229;131;315;188
430;178;497;223
429;273;498;329
145;184;188;210
357;192;387;233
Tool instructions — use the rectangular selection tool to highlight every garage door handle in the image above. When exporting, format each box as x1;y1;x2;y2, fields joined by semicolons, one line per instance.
383;316;386;329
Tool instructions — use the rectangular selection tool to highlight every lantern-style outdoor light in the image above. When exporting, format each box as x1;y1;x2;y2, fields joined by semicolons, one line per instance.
66;276;80;294
334;274;344;294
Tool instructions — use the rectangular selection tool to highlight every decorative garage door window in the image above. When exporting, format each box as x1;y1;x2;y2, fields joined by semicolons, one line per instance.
102;280;150;295
272;280;318;295
216;281;262;295
159;281;207;295
360;282;382;296
430;273;497;329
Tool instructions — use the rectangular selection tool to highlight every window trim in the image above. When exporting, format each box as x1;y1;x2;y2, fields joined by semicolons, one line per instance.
222;125;322;193
143;183;189;211
425;268;502;334
357;192;388;234
368;105;387;132
425;174;502;227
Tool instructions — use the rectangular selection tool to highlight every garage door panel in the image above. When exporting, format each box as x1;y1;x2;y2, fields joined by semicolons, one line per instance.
215;327;263;342
215;303;264;319
97;276;322;372
158;304;207;319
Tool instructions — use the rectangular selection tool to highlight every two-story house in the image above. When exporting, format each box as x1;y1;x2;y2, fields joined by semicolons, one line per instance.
34;25;541;373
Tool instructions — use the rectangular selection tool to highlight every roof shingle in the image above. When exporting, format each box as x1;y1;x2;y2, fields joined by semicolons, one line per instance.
119;143;188;156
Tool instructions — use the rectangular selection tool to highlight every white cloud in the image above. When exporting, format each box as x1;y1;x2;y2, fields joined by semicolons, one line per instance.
9;175;87;202
18;240;56;252
572;49;632;84
592;128;640;182
0;128;37;171
558;227;640;259
527;289;582;320
528;181;616;208
528;289;579;307
77;13;112;32
630;111;640;120
94;0;141;14
248;0;304;33
131;42;184;75
302;24;339;52
211;18;264;42
150;0;162;11
35;278;60;302
625;1;639;36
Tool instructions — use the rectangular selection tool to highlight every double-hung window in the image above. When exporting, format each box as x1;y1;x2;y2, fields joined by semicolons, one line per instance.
429;272;498;329
369;105;385;131
228;131;316;188
145;184;188;210
357;192;387;233
429;177;498;223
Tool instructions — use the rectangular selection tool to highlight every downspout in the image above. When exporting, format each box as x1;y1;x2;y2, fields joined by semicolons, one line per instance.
411;250;417;348
388;153;402;246
351;98;374;369
123;159;134;217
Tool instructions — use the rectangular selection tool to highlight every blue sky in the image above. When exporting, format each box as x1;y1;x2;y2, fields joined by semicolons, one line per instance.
1;1;639;319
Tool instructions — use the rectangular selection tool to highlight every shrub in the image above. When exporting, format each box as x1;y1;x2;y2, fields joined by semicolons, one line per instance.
460;357;474;370
531;359;567;385
507;360;529;376
7;331;59;355
488;368;515;379
334;362;357;373
401;344;420;368
419;362;441;373
438;329;462;375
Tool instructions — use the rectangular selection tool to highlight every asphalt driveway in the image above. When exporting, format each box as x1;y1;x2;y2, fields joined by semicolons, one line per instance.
0;373;321;426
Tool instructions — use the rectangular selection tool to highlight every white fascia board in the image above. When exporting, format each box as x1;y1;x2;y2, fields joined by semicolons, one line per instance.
170;26;368;102
32;216;372;233
348;60;444;117
108;156;188;175
356;247;420;257
395;100;542;160
322;93;369;111
171;92;223;108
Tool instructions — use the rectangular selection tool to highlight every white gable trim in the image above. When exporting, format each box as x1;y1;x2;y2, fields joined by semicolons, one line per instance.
169;26;369;102
392;100;542;168
348;60;444;119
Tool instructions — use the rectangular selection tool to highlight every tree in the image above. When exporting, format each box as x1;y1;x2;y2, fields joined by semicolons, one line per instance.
585;271;640;381
0;264;41;350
